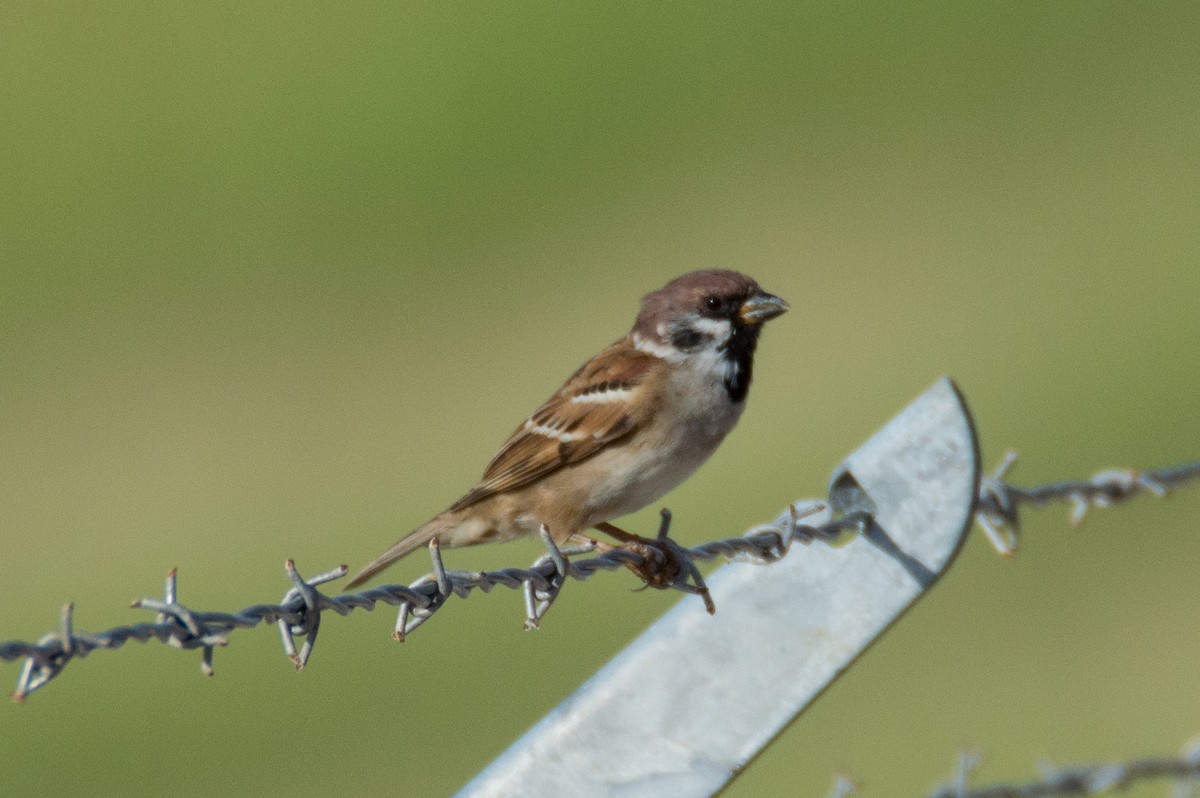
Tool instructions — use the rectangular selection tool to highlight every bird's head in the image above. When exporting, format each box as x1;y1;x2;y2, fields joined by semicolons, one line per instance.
633;269;788;354
632;269;788;401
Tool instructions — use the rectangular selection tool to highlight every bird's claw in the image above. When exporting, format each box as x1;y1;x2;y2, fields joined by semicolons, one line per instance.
624;537;684;589
619;510;715;614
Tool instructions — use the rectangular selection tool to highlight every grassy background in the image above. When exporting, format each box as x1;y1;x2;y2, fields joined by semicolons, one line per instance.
3;3;1199;795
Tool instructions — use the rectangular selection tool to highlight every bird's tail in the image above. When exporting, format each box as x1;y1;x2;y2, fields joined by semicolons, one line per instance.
343;516;454;590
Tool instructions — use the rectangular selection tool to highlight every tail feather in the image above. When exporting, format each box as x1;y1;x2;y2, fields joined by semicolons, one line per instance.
344;518;450;590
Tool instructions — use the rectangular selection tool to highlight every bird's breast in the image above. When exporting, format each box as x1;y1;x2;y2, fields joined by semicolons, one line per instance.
576;365;745;523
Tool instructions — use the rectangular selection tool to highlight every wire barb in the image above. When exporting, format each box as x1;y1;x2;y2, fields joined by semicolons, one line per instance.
2;456;1198;700
277;560;350;671
926;740;1200;798
11;603;77;702
130;568;228;677
975;455;1200;558
393;540;454;641
826;774;859;798
523;526;580;630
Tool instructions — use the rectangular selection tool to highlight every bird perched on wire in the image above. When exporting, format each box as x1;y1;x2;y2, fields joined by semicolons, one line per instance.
345;269;788;590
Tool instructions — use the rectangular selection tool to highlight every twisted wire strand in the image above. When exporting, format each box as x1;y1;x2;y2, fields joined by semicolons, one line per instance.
974;455;1200;557
2;456;1198;702
918;741;1200;798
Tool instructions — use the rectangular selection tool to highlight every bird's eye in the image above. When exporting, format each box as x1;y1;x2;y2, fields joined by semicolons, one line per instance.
704;295;723;313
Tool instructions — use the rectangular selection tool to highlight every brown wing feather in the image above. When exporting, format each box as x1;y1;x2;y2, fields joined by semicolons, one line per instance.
448;341;657;512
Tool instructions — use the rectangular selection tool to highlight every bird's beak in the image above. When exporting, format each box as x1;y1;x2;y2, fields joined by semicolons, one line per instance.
739;291;789;325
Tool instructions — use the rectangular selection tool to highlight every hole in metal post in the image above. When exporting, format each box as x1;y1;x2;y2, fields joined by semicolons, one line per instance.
828;469;877;516
828;468;936;589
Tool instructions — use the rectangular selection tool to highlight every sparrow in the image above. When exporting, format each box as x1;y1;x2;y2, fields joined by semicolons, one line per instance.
345;269;788;590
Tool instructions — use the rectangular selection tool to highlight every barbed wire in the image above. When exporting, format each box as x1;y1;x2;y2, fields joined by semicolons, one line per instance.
827;741;1200;797
2;455;1198;703
974;453;1200;558
933;739;1200;798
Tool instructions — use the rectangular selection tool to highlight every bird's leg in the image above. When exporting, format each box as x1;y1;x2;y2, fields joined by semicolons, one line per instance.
567;532;616;553
594;512;715;614
591;521;642;545
594;519;682;587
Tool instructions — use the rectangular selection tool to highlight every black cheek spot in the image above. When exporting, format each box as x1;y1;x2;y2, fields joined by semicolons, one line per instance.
670;329;704;350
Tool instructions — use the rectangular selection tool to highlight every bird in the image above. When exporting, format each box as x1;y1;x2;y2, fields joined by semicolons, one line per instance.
344;269;788;590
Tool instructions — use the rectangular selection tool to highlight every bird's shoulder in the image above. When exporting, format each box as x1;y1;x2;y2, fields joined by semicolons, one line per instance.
447;338;666;511
555;336;666;399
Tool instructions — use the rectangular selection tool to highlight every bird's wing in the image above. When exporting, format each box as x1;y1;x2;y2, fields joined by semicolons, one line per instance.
343;340;661;591
447;341;660;512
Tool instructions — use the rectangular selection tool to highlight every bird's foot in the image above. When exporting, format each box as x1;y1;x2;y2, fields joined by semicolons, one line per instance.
595;511;715;614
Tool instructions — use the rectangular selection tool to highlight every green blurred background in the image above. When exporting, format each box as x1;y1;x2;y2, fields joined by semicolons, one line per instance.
3;3;1199;796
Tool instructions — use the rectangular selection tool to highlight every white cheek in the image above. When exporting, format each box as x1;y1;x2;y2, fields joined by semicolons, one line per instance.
688;316;733;343
633;332;685;362
687;345;734;388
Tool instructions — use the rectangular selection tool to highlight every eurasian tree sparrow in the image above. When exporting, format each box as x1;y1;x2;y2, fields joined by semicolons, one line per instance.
345;269;788;589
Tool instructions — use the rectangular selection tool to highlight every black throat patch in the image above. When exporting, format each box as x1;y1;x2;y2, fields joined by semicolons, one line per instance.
720;323;760;403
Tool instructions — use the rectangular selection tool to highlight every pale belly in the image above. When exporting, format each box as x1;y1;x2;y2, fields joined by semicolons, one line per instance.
574;382;744;525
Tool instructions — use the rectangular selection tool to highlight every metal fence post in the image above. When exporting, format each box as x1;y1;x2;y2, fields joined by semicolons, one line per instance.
458;377;980;797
